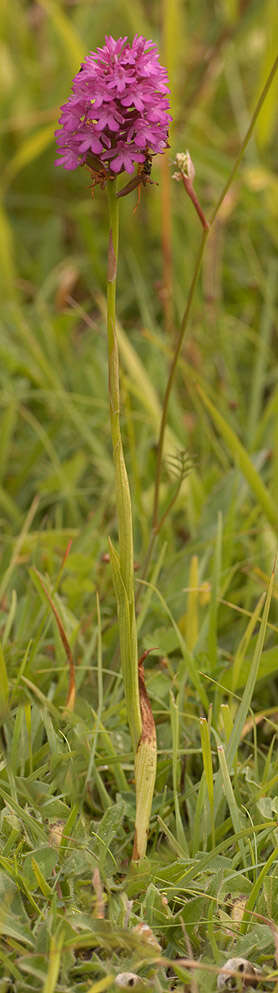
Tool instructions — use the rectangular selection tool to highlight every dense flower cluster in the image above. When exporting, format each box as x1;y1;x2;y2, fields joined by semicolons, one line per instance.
55;34;171;174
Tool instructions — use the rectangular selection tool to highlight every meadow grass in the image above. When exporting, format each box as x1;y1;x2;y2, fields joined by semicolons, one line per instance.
1;0;278;989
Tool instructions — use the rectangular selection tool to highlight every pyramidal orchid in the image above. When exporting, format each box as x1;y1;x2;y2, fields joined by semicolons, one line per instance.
55;35;171;859
55;34;171;175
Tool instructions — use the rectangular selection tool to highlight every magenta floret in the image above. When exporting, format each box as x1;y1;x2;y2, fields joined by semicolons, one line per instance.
55;34;171;173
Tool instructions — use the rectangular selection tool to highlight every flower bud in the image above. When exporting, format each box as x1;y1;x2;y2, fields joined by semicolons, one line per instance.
172;150;196;182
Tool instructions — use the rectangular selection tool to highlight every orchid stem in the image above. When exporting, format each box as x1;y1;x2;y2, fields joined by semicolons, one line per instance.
106;179;142;754
107;180;157;859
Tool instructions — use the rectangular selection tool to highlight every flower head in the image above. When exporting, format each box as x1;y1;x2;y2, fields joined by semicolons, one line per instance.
55;34;171;176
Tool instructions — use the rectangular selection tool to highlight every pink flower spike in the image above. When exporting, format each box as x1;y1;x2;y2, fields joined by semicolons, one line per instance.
55;34;171;181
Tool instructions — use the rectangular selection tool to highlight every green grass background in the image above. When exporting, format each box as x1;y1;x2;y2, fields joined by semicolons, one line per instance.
1;0;278;990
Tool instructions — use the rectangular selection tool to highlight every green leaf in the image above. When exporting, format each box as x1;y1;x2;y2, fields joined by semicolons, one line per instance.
144;626;179;654
31;858;54;898
93;800;126;870
200;716;215;847
222;643;278;691
217;745;247;866
22;848;58;892
42;927;65;993
108;537;141;752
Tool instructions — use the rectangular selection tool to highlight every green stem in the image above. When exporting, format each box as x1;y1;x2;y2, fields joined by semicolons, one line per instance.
150;53;278;541
152;227;208;531
210;54;278;226
106;180;142;752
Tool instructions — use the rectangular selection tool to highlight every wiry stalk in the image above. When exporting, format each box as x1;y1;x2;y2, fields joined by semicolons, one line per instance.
149;53;278;554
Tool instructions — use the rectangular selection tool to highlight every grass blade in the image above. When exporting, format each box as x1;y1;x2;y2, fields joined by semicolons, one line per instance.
240;845;278;933
197;384;278;533
0;643;9;722
200;717;215;847
43;928;64;993
170;692;189;854
217;744;247;866
214;563;275;817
